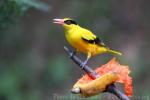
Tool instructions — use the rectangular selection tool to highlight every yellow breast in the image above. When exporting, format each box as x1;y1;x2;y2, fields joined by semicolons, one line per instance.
65;28;88;52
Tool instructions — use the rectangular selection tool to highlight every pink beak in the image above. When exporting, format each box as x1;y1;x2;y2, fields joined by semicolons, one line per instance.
53;18;64;25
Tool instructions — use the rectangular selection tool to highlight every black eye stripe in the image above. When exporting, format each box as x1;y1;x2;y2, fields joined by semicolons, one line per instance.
64;20;77;25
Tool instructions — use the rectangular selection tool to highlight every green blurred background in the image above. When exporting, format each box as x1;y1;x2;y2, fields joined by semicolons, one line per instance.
0;0;150;100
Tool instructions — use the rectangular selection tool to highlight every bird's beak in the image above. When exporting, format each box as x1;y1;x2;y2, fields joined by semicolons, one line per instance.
53;18;64;25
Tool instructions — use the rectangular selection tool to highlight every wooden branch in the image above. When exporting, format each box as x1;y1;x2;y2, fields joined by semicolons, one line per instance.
64;46;130;100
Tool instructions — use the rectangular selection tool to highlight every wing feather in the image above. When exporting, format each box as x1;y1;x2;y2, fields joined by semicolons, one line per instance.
81;32;106;47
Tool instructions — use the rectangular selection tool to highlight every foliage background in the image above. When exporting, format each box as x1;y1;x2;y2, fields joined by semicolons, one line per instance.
0;0;150;100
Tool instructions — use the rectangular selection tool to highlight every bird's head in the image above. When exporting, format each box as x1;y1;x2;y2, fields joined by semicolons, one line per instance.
53;18;78;30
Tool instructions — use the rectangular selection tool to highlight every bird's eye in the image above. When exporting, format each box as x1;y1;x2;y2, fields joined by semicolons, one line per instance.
64;20;77;25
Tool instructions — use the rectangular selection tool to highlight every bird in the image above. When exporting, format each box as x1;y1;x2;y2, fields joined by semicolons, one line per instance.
53;18;122;68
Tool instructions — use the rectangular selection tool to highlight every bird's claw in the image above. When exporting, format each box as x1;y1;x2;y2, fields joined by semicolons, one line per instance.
70;51;76;58
80;62;86;69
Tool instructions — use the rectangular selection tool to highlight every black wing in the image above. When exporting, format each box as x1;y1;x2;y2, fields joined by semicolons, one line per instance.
82;37;106;47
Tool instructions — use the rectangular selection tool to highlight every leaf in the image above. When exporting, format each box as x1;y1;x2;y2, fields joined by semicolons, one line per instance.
14;0;50;11
95;58;132;96
72;58;132;97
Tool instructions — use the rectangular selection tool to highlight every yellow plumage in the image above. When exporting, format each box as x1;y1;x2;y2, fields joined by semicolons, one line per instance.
53;18;122;67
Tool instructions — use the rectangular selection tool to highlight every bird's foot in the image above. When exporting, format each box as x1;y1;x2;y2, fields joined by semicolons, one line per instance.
80;62;87;69
69;51;76;58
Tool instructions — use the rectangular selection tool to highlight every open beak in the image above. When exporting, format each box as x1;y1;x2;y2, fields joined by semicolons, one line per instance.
53;18;64;25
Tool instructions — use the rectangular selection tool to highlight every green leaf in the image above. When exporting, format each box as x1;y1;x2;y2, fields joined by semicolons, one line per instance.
14;0;50;12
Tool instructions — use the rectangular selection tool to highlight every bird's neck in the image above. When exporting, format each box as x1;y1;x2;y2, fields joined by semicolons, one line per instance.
63;25;80;34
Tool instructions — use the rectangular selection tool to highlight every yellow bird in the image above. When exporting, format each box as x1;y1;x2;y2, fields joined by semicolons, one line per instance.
53;18;122;68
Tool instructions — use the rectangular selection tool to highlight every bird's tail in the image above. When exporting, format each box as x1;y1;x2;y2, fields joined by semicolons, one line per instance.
108;49;122;56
